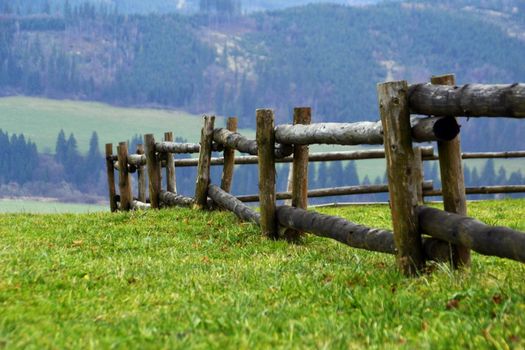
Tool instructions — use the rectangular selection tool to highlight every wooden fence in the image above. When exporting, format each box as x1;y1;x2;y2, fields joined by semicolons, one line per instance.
105;74;525;276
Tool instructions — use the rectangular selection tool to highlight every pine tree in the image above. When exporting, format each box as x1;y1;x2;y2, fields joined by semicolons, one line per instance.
55;129;67;164
481;159;496;186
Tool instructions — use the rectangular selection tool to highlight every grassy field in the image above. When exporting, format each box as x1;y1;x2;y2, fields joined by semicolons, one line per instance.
0;199;106;214
0;96;225;153
0;199;524;349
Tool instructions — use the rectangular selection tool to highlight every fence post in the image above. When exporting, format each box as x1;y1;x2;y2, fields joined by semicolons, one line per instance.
220;117;237;193
136;144;146;203
431;74;470;268
105;143;118;212
413;146;425;205
117;142;133;211
378;80;424;276
145;134;161;209
257;109;278;239
164;131;177;193
284;107;311;241
194;115;215;209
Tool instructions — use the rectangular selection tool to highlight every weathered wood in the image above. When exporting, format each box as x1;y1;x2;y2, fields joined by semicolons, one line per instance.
257;109;278;238
378;80;424;275
432;74;470;268
164;132;177;193
172;147;435;167
460;151;525;159
276;206;455;263
194;116;215;209
131;200;150;211
159;190;195;208
117;142;133;211
418;206;525;263
286;107;312;240
424;185;525;196
127;154;146;167
105;143;118;212
411;116;460;142
237;181;433;202
408;83;525;118
274;118;459;145
154;142;201;154
213;128;258;155
413;147;425;205
136;144;146;203
284;164;293;206
145;134;161;209
208;184;261;224
220;117;238;193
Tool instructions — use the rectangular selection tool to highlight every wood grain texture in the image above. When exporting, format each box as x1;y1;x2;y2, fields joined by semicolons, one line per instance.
256;109;278;238
408;83;525;118
159;190;195;208
378;80;424;275
145;134;161;209
194;116;215;209
164;132;177;193
208;184;260;224
432;74;470;268
136;144;146;203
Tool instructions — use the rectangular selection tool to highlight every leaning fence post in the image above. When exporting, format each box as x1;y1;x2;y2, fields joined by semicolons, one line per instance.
117;141;133;211
256;109;278;239
378;80;424;276
164;131;177;193
284;107;311;241
194;115;215;209
136;144;146;203
220;117;237;193
145;134;161;209
431;74;470;268
105;143;118;212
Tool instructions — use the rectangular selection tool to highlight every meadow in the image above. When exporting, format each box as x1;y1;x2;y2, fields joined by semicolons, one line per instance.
0;199;524;349
0;199;105;214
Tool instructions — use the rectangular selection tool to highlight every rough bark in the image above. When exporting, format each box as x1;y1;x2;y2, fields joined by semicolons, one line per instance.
208;184;260;224
131;200;150;211
220;117;237;193
154;142;201;154
432;74;470;268
194;116;215;209
159;190;195;208
408;83;525;118
378;80;424;275
136;144;146;203
418;206;525;263
413;147;425;205
411;116;460;142
145;134;161;209
105;143;118;212
213;128;258;155
117;142;133;211
257;109;278;238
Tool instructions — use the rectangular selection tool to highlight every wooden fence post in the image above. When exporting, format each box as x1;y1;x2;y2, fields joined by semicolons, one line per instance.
413;146;425;205
220;117;237;193
378;80;424;276
145;134;161;209
431;74;470;268
256;109;278;239
164;131;177;193
284;107;311;241
194;115;215;209
105;143;118;212
136;144;146;203
117;141;133;211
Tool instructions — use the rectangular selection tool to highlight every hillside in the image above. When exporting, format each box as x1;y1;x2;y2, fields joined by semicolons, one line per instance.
1;1;525;152
1;200;524;348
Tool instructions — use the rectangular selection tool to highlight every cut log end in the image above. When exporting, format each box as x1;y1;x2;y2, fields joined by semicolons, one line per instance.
432;116;460;141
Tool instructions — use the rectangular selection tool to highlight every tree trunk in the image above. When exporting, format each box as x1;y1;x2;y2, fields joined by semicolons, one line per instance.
208;184;260;224
194;116;215;209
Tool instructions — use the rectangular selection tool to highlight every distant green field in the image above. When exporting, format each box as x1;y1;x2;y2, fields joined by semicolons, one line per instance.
0;199;106;214
0;96;225;153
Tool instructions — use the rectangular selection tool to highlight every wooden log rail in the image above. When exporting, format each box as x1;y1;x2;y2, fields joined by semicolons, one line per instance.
274;117;460;146
425;185;525;197
408;83;525;118
237;181;434;203
213;128;293;158
159;190;195;208
208;184;261;224
276;206;457;263
418;206;525;263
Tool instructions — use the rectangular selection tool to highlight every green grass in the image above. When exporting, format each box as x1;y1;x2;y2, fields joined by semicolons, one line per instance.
0;199;524;349
0;199;106;214
0;96;225;153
